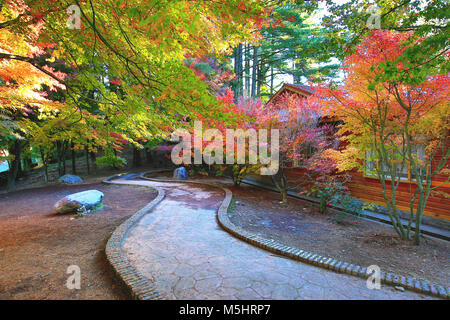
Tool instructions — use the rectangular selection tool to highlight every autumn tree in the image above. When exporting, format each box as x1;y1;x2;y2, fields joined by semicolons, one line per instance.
323;0;449;84
170;88;262;184
254;91;340;203
323;30;449;245
1;0;276;187
1;0;272;130
222;92;264;185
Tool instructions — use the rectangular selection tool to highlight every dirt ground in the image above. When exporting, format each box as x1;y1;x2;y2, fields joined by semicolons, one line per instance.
226;183;449;287
0;177;157;300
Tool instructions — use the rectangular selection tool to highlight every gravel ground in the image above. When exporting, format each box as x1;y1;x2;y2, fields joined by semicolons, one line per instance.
0;180;157;300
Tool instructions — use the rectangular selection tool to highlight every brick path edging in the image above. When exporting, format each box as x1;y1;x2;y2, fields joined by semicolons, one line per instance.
102;173;166;300
139;171;449;300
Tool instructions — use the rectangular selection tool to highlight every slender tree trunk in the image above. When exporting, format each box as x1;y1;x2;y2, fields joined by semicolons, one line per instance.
233;47;239;96
23;156;32;172
293;54;298;83
112;149;118;170
270;65;274;95
85;147;90;174
63;152;66;175
234;46;238;77
42;152;49;183
251;46;258;97
281;189;287;204
270;38;274;95
232;164;245;186
43;164;48;183
415;209;422;245
71;142;76;174
257;61;263;96
245;43;250;97
293;53;303;84
56;141;63;176
90;151;97;172
6;141;22;191
133;147;142;167
235;43;243;97
146;149;153;165
17;156;23;177
414;195;426;245
56;142;60;176
271;167;288;204
56;141;69;176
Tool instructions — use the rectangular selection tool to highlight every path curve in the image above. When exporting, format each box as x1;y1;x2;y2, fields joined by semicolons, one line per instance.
108;173;435;300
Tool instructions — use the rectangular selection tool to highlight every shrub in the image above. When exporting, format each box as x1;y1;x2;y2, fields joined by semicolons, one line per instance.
95;150;127;169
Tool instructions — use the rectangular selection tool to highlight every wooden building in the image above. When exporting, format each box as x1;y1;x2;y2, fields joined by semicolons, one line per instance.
264;83;450;221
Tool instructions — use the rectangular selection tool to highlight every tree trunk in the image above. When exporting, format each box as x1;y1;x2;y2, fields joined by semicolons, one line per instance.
245;43;250;97
71;142;76;174
146;149;153;165
415;214;422;245
271;167;288;204
57;141;69;176
63;152;66;175
251;46;258;97
6;141;22;191
133;147;142;167
281;190;288;204
56;142;61;176
85;148;90;174
90;151;97;172
293;53;299;83
112;149;118;170
23;156;32;172
43;164;49;183
233;46;239;96
270;65;274;95
56;141;66;177
414;196;425;245
17;156;23;177
232;165;244;186
40;150;49;183
270;38;274;95
257;60;265;96
235;43;243;97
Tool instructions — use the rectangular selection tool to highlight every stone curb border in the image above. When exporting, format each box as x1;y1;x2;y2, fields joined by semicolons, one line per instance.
102;172;168;300
139;171;449;300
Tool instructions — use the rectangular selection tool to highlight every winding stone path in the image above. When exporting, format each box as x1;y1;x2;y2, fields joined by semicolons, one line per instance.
110;174;434;300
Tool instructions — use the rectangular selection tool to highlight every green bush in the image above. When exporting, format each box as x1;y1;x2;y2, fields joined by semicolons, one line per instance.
330;193;365;218
312;181;369;217
95;152;127;169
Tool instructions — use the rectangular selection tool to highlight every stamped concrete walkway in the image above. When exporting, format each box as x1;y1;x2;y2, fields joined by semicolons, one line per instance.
111;174;433;300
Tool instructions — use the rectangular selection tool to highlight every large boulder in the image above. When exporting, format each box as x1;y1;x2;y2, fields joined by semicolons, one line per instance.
173;167;188;180
54;190;104;214
58;174;83;184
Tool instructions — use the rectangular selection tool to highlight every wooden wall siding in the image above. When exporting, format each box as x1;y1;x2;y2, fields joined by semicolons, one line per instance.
432;147;449;184
255;166;450;221
348;170;450;220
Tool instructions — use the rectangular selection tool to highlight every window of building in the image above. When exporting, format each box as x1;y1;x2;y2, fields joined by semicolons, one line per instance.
364;143;427;182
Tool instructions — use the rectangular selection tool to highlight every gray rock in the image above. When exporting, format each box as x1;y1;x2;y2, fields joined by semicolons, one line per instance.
58;174;83;184
54;190;104;214
173;167;188;180
394;286;405;292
